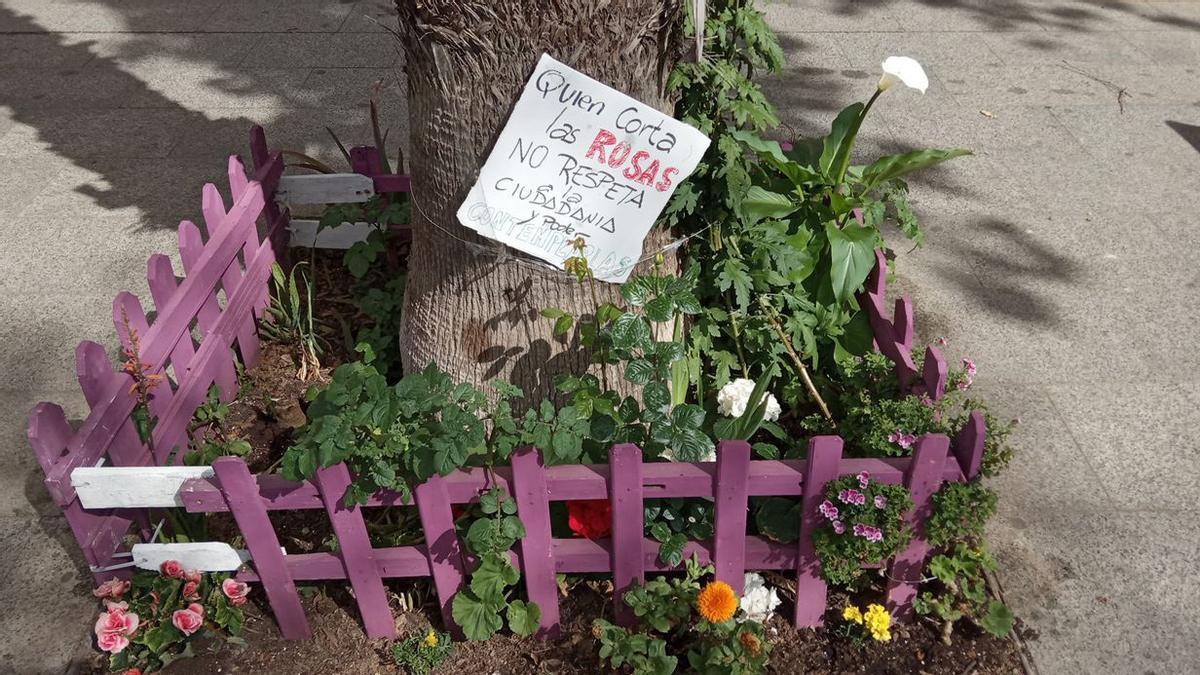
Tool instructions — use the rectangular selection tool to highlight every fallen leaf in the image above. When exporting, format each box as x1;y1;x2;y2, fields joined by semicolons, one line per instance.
980;109;995;118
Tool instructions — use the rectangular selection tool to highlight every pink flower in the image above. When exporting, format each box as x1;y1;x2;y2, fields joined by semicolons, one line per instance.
857;472;870;489
149;591;160;613
94;608;138;637
172;606;204;636
832;520;845;534
888;431;917;449
839;489;866;506
959;358;977;390
160;560;184;578
184;569;202;584
182;581;200;602
874;495;888;509
96;631;129;654
222;578;250;607
104;600;128;613
92;578;130;600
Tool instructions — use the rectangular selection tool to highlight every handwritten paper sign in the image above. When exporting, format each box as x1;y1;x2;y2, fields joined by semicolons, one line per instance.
457;53;711;282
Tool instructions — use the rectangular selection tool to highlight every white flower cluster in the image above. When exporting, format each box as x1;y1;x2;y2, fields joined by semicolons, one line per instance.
716;378;781;421
739;572;781;623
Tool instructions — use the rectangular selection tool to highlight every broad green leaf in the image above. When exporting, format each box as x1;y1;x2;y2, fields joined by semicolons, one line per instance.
451;592;504;641
755;497;802;543
821;102;865;180
740;186;798;224
860;148;973;190
469;553;519;602
624;359;655;385
553;314;574;337
980;601;1015;638
507;600;542;636
826;221;880;304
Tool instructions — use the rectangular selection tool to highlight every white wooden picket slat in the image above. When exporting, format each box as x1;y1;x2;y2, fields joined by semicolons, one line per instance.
72;466;214;508
288;219;374;249
131;542;251;572
275;173;374;205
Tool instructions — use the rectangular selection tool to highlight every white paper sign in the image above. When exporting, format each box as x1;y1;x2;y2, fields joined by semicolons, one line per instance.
457;53;711;282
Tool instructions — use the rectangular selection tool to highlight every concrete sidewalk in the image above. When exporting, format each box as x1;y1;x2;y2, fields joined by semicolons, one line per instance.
2;0;1198;672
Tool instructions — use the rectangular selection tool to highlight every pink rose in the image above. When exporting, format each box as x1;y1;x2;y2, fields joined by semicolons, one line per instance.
104;600;128;613
94;609;139;637
92;578;130;600
184;569;202;584
188;602;204;617
172;607;204;635
149;591;160;613
222;578;250;607
160;560;184;578
182;581;200;601
96;631;129;654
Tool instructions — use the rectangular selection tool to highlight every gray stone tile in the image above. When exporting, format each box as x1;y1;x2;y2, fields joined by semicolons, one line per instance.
118;66;313;110
0;33;96;69
339;0;401;33
241;32;401;69
890;0;1051;33
205;0;356;33
1031;0;1172;32
763;0;903;32
0;515;96;673
982;29;1157;64
940;63;1119;107
0;292;126;391
875;101;1082;155
299;67;403;109
834;31;1007;69
0;0;220;32
1120;29;1200;64
79;32;263;69
0;66;141;112
1047;380;1200;510
989;509;1200;674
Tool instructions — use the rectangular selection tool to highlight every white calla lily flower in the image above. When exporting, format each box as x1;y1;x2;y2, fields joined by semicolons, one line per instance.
878;56;928;94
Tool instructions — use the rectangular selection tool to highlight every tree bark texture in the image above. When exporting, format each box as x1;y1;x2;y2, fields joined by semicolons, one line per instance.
393;1;682;402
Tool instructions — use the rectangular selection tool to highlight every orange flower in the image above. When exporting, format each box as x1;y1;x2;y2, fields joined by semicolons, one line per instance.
697;581;738;623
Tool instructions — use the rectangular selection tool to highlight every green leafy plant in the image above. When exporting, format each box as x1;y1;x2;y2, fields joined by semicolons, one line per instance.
451;486;541;640
645;499;714;567
280;347;488;505
260;262;324;380
391;629;453;674
926;481;998;549
189;384;230;430
914;545;1014;643
183;437;250;467
593;620;677;675
687;613;771;675
810;474;913;587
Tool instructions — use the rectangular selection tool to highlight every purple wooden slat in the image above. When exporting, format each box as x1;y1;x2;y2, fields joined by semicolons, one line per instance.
313;463;395;639
180;456;967;514
178;219;238;401
212;456;310;639
28;403;133;581
236;546;433;582
952;410;986;481
250;126;290;264
885;434;950;621
146;254;198;386
148;238;276;465
712;441;750;594
865;249;888;297
794;436;843;627
76;341;152;467
112;292;174;422
608;444;644;626
226;155;272;320
201;183;261;369
510;447;560;638
374;175;412;194
922;344;948;401
414;474;468;639
893;296;914;352
43;185;270;506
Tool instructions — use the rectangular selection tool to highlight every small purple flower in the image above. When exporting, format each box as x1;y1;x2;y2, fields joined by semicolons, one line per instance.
832;520;845;534
839;489;866;506
869;527;884;543
889;431;917;450
819;500;839;521
857;472;870;489
874;495;887;509
852;523;869;538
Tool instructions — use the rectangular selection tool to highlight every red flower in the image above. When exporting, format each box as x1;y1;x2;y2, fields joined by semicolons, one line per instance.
567;500;612;540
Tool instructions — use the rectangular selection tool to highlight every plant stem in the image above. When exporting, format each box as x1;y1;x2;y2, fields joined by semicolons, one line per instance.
757;298;835;425
725;295;749;375
587;272;610;392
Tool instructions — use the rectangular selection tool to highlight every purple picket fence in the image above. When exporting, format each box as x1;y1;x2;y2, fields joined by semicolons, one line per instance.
27;125;980;643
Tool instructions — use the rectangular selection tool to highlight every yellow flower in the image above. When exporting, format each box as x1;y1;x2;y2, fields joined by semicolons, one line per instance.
863;604;891;642
842;606;863;624
697;581;739;623
423;629;439;648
